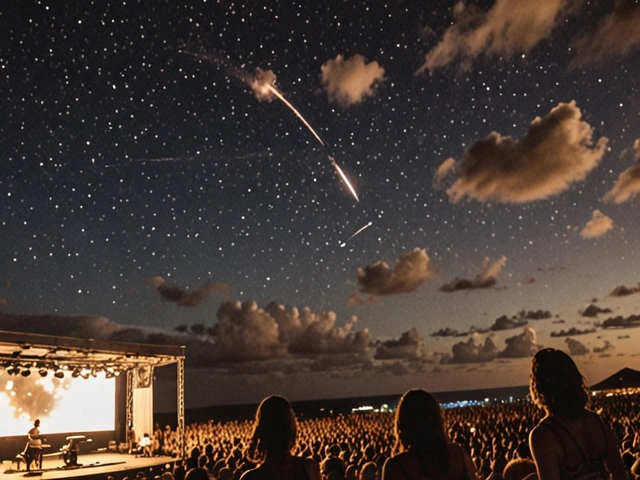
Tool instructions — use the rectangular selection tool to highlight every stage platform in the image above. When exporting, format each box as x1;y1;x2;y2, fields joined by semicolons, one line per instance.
0;453;176;480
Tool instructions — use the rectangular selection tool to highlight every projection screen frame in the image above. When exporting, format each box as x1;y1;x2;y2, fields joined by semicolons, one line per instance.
0;329;185;458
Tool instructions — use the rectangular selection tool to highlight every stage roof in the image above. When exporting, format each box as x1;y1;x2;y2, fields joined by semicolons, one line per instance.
591;367;640;391
0;329;184;377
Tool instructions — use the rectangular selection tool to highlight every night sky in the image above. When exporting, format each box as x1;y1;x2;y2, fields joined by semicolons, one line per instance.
2;0;640;407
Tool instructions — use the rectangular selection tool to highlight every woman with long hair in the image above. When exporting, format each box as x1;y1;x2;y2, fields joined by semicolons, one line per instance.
529;348;627;480
382;389;476;480
240;395;321;480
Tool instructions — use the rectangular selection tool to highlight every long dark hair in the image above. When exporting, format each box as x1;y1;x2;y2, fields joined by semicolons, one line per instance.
246;395;297;464
530;348;589;417
394;389;450;477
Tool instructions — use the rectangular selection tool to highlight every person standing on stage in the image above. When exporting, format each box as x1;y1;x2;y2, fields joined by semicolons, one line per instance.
27;419;44;471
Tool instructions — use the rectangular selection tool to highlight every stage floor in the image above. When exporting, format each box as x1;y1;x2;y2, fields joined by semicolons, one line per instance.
0;453;175;480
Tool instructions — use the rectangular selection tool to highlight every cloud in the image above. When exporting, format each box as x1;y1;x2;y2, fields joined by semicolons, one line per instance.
357;248;438;296
593;340;615;354
250;68;278;102
209;301;294;362
570;1;640;68
430;327;470;338
418;0;580;74
0;312;120;339
146;276;231;308
374;328;422;360
550;327;596;337
580;210;613;239
440;256;506;292
445;336;499;364
604;140;640;204
436;102;608;204
320;54;385;107
601;314;640;329
264;302;371;356
565;337;589;356
519;309;553;320
609;283;640;297
490;315;528;331
580;304;612;318
515;277;536;287
499;327;541;358
345;293;379;308
197;300;376;367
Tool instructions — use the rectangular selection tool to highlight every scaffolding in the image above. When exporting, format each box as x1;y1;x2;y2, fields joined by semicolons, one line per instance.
0;329;186;458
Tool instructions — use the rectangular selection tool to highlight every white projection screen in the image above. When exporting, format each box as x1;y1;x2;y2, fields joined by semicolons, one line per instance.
0;370;115;436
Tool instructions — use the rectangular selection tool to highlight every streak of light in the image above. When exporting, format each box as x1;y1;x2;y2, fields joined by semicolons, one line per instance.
105;157;190;168
340;221;373;247
264;83;359;201
329;156;359;202
264;84;325;147
177;49;360;202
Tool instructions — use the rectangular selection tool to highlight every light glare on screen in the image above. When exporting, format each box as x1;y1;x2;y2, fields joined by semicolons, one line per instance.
0;370;115;436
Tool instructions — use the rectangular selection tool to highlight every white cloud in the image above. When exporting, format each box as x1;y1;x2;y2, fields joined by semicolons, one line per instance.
437;101;608;204
320;54;385;107
374;328;422;360
571;1;640;68
604;140;640;204
499;327;541;358
357;248;438;296
580;210;613;239
440;256;506;292
419;0;580;73
446;336;499;363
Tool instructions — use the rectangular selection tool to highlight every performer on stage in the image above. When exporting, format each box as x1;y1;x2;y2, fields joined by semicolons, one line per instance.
26;419;44;471
138;433;153;457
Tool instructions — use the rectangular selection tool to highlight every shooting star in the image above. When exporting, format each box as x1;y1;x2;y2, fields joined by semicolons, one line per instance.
340;221;373;247
256;78;358;202
329;155;359;202
179;52;360;202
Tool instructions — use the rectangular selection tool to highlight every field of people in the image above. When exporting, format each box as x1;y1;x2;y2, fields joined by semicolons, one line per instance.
145;391;640;480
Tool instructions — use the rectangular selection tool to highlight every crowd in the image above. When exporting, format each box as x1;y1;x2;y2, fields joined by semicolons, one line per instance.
144;395;640;479
120;351;640;480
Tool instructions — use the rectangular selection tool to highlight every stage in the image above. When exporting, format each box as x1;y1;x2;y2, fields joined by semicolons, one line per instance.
0;453;176;480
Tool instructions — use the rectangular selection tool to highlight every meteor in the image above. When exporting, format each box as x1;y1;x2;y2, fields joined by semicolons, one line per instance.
329;155;359;203
340;221;373;247
178;50;360;202
263;84;325;147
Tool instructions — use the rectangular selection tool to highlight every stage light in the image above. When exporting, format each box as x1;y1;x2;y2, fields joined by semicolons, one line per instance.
54;370;64;379
11;350;21;358
39;368;48;377
7;366;20;375
21;369;31;377
72;369;80;378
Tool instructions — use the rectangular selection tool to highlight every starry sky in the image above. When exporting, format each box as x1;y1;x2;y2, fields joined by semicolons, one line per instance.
2;0;640;408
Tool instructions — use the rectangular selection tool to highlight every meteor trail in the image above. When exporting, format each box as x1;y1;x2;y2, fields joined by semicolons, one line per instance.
329;155;359;202
178;50;360;202
340;221;373;247
263;84;325;147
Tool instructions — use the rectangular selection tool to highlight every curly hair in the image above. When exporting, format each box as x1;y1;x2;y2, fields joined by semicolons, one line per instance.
246;395;297;463
529;348;589;417
393;389;450;477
